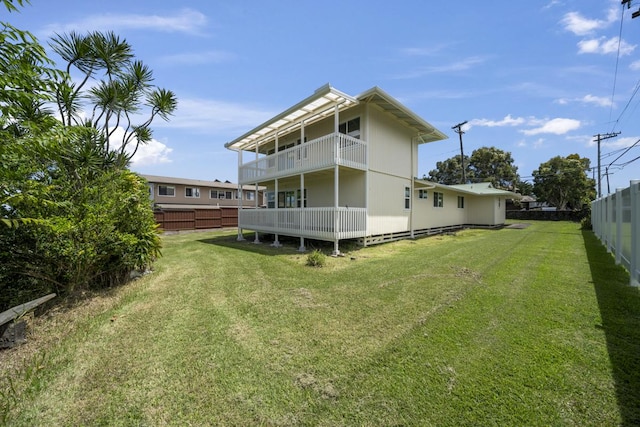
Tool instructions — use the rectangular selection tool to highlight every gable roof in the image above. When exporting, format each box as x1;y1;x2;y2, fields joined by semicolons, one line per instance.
225;84;447;151
449;182;521;198
357;87;447;143
225;84;357;151
414;180;522;199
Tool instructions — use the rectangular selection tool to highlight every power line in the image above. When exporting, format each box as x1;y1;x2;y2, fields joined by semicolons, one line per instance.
605;136;640;193
610;77;640;132
594;132;620;197
608;3;626;123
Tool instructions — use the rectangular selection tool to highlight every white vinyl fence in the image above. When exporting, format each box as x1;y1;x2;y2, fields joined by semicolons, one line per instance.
591;180;640;287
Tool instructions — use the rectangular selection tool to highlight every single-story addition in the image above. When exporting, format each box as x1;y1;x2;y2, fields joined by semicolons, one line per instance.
224;84;520;254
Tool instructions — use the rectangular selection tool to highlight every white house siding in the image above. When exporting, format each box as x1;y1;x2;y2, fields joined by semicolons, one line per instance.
293;171;365;208
464;196;505;226
367;172;411;235
368;106;414;178
412;188;467;229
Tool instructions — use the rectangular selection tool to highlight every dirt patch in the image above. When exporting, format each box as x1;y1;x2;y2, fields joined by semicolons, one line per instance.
505;223;531;229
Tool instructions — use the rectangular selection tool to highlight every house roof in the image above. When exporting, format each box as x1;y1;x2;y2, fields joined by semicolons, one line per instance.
414;180;522;199
357;87;447;143
141;174;264;190
448;182;522;199
225;84;447;151
225;84;358;151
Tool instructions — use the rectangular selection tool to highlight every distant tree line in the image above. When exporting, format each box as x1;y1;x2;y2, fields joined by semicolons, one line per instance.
426;147;595;210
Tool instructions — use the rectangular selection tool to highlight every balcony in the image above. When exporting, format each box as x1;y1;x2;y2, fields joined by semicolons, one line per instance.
239;207;367;240
239;133;367;184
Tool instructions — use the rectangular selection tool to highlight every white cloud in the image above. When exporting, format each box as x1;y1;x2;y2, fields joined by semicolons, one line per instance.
521;118;581;135
630;60;640;71
153;97;275;134
159;50;236;65
603;136;640;149
533;138;546;149
561;8;617;36
40;8;208;36
129;140;173;166
399;43;453;56
469;114;525;128
556;94;613;107
581;94;612;107
578;37;636;55
108;126;172;166
395;56;488;78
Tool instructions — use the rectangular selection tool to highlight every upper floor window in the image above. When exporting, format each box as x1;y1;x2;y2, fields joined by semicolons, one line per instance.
458;196;465;209
418;189;428;199
246;191;255;201
339;117;360;139
158;185;175;197
209;189;232;199
185;187;200;198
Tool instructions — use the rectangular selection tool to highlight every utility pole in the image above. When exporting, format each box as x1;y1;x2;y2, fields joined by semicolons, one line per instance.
452;121;468;184
593;132;620;198
622;0;640;19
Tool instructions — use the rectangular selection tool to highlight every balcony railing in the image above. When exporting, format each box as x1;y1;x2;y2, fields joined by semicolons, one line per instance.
239;133;367;184
239;207;367;240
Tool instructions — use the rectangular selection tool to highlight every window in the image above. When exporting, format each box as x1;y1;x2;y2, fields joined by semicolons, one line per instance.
266;191;275;208
458;196;465;209
185;187;200;198
278;191;297;208
338;117;361;139
211;190;232;199
246;191;255;201
158;185;175;197
433;192;444;208
404;186;411;210
418;189;428;199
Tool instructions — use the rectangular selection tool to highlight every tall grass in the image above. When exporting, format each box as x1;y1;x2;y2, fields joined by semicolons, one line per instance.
1;222;638;426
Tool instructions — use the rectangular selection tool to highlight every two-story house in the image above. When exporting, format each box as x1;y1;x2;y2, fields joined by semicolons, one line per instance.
225;85;519;254
142;174;265;231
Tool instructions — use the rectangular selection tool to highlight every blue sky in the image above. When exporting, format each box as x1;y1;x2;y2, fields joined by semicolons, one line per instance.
8;0;640;193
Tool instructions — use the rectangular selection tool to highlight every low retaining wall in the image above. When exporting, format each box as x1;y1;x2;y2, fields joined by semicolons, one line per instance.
506;210;588;222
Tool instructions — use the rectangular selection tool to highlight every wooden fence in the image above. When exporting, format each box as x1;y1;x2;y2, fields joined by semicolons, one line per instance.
153;208;238;231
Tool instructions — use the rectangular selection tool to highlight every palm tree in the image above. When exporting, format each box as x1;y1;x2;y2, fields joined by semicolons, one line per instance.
49;31;177;165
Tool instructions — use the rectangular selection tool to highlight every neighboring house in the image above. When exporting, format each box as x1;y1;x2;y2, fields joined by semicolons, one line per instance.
224;84;520;254
142;174;265;209
142;174;265;231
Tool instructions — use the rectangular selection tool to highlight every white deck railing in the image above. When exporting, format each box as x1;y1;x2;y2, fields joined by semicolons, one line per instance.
239;133;367;184
239;207;367;240
592;180;640;287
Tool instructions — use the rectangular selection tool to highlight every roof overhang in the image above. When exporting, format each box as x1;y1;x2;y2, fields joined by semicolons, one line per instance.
414;179;522;199
225;84;358;152
357;87;448;144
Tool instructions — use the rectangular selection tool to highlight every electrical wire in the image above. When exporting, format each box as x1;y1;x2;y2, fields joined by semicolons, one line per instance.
610;78;640;132
608;3;626;126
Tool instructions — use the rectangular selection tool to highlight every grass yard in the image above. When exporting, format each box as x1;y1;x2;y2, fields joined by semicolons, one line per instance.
1;221;639;426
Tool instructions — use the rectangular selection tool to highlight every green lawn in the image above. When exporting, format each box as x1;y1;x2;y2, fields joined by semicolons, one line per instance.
2;221;639;426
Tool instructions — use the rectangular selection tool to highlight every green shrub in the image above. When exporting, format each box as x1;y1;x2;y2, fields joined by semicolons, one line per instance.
306;250;326;267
